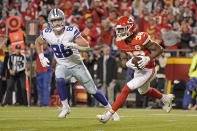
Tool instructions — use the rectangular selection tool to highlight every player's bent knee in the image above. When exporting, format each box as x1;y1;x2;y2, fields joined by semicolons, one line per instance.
83;80;97;94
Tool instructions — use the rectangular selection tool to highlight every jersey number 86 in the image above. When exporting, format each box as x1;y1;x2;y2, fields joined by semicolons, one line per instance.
51;44;73;58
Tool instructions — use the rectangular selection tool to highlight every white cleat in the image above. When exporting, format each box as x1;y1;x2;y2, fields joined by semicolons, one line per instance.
162;94;175;113
58;107;71;118
111;112;120;121
97;111;112;123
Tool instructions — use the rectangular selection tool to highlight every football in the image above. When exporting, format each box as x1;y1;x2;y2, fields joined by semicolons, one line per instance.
132;56;142;70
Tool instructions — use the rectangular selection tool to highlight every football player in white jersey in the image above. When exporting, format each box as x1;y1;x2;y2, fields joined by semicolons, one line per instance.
35;8;119;120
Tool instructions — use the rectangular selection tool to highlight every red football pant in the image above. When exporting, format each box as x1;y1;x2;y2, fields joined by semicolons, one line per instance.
112;85;131;112
142;88;162;99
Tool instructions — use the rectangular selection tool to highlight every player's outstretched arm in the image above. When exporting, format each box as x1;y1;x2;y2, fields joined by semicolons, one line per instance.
35;36;49;67
35;36;45;54
74;35;90;51
144;40;164;60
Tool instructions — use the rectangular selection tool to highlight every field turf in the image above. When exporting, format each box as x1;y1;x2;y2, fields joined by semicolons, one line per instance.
0;106;197;131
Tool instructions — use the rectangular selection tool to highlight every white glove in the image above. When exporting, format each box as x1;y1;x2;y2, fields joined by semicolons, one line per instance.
137;56;150;69
39;53;50;67
63;42;78;49
126;58;137;70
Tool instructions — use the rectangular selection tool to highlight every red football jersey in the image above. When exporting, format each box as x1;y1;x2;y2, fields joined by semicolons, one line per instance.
115;32;155;68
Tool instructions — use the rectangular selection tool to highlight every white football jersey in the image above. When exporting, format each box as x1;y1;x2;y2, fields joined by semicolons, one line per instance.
40;25;83;68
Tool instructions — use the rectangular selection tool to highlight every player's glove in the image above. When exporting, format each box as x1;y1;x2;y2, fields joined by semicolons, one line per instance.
39;53;50;67
137;56;150;69
63;42;78;49
126;58;137;70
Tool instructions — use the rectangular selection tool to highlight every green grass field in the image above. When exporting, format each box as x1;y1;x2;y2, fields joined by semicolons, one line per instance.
0;107;197;131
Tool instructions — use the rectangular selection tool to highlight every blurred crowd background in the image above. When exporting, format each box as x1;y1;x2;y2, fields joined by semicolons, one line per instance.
0;0;197;110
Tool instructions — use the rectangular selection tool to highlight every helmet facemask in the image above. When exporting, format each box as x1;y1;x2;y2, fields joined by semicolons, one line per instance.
50;18;65;31
116;25;132;40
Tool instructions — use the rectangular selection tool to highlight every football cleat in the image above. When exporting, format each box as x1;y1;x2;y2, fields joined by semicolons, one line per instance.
111;112;120;121
162;94;175;113
97;111;112;123
58;106;71;118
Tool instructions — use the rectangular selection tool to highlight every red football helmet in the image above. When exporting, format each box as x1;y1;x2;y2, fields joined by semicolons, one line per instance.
115;16;136;40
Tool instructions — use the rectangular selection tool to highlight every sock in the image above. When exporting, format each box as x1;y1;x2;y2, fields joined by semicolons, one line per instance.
142;88;163;99
56;78;67;101
93;90;108;106
61;99;69;108
104;103;112;110
111;85;131;112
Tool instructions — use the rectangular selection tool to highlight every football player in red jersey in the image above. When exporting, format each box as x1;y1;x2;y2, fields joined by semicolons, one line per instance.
97;16;175;123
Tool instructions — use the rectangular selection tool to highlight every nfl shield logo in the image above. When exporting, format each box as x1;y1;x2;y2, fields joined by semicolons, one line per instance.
14;34;19;40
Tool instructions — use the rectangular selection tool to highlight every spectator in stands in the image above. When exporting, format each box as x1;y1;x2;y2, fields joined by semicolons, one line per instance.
172;0;180;15
180;22;191;50
38;15;48;30
22;8;34;27
82;16;98;47
181;6;195;23
100;19;113;46
161;24;180;56
30;43;53;106
63;0;73;19
190;27;197;48
183;48;197;110
138;7;150;32
2;0;10;12
54;0;64;11
71;2;83;17
26;0;38;19
38;0;48;16
92;45;103;82
97;45;117;105
9;2;23;20
173;21;181;31
0;45;12;105
0;9;8;22
106;8;119;28
91;0;105;27
4;45;27;106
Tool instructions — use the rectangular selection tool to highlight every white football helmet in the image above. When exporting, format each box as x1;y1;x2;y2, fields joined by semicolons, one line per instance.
48;8;65;31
